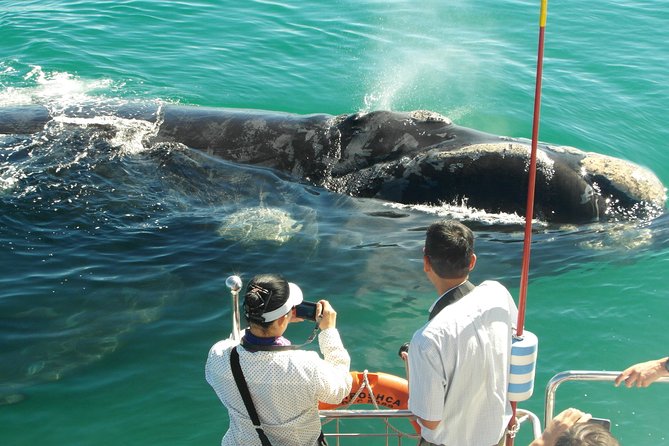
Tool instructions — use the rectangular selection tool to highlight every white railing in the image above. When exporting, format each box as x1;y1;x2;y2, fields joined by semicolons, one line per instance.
320;409;418;446
319;408;542;446
544;370;669;426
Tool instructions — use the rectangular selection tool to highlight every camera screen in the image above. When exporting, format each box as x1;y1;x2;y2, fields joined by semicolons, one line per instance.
295;301;318;321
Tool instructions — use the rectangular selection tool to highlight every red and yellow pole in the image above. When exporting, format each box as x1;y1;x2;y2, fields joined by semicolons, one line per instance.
508;1;548;444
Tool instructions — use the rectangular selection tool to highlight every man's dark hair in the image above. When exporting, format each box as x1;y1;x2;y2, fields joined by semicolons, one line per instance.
554;423;619;446
424;220;474;279
242;274;289;328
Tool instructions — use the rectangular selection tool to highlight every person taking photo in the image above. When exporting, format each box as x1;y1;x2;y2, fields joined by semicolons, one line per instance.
206;273;352;446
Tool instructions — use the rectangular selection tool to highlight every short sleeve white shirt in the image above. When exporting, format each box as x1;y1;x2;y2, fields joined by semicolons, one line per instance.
408;280;518;446
205;328;352;446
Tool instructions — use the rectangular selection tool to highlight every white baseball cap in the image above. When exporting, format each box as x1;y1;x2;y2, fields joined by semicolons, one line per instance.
260;282;304;322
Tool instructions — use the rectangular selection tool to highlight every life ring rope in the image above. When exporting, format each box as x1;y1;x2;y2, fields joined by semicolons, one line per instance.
339;369;376;410
319;370;420;435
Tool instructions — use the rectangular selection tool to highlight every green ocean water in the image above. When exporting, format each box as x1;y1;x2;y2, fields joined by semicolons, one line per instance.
1;1;668;445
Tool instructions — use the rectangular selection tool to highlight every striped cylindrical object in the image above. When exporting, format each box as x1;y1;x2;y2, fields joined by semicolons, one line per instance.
508;330;538;402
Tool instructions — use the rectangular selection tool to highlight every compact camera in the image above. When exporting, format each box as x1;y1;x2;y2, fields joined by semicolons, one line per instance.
588;418;611;431
295;301;318;321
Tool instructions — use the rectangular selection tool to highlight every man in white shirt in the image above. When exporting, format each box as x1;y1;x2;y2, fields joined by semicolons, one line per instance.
406;220;518;446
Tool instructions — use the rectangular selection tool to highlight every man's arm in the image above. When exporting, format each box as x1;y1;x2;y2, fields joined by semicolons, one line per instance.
406;335;447;432
418;418;441;430
614;356;669;388
402;349;441;430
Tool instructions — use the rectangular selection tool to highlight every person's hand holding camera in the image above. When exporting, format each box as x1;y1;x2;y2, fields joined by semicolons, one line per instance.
317;299;337;330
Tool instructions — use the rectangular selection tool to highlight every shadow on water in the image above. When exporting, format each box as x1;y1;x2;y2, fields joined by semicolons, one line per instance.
0;122;322;404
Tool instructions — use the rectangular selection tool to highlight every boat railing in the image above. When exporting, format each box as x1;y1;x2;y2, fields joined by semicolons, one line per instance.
319;407;542;446
545;370;669;426
320;409;418;446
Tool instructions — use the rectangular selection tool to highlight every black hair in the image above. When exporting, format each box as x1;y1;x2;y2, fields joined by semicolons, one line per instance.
424;220;474;279
242;274;290;329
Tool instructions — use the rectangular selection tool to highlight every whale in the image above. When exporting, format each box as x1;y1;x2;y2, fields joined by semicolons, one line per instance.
0;103;665;223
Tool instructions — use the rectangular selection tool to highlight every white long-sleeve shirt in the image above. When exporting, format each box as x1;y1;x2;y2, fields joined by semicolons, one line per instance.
205;328;352;446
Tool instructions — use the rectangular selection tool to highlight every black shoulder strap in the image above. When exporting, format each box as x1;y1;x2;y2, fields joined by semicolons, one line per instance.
428;280;476;321
230;347;273;446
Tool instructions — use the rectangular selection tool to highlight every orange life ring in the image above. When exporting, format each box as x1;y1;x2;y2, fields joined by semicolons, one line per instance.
319;371;420;434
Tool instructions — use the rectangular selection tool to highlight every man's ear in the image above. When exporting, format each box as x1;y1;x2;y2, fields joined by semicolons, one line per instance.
423;255;431;273
468;253;477;272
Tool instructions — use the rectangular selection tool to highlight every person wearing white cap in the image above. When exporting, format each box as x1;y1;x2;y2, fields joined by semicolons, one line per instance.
205;273;352;446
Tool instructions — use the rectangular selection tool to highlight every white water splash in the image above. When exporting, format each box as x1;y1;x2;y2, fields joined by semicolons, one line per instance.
0;162;25;194
0;65;113;108
51;113;161;155
0;66;170;155
384;200;536;227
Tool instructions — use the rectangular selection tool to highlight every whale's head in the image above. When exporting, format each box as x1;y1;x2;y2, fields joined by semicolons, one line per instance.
559;147;666;222
328;138;666;224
